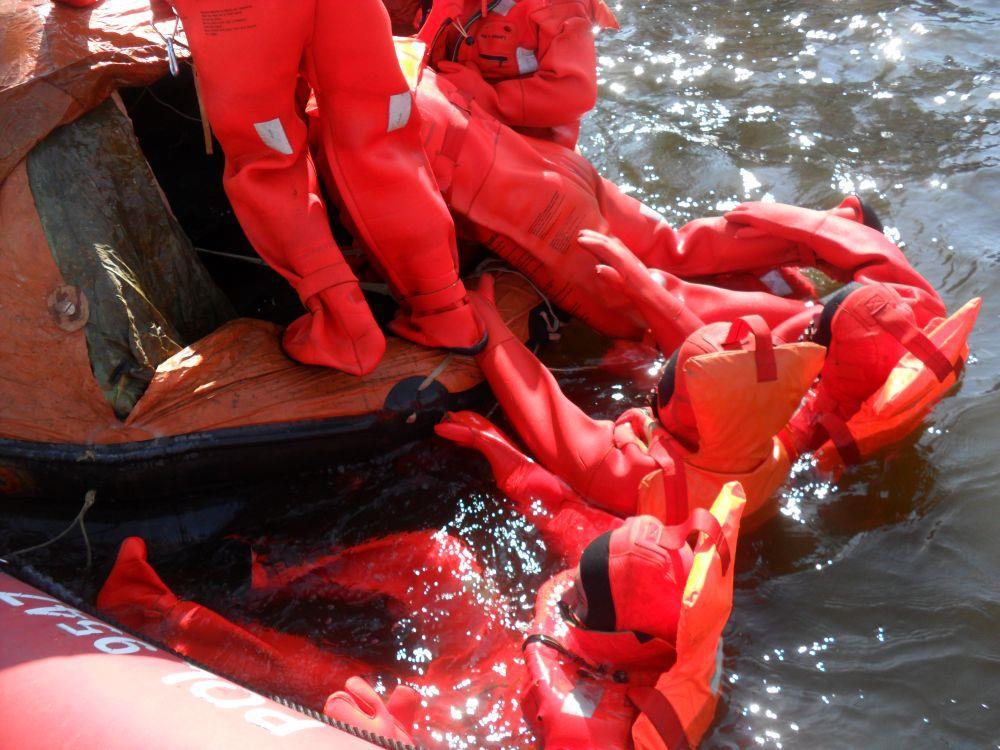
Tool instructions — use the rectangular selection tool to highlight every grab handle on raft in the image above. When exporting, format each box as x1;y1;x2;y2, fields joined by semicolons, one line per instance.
723;315;777;383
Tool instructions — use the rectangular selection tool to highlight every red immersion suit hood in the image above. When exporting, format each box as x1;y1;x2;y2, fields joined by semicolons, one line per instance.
575;515;695;643
656;318;825;472
654;322;732;448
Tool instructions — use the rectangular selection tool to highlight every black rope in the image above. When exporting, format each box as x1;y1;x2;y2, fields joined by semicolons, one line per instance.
0;560;425;750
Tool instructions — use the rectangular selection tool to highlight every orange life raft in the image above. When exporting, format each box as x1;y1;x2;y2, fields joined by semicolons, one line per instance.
0;2;548;503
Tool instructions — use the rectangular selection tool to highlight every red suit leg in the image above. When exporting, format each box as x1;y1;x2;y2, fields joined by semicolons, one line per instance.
469;278;660;515
595;178;807;275
724;203;945;320
416;72;647;340
170;0;386;373
97;537;369;709
306;0;484;351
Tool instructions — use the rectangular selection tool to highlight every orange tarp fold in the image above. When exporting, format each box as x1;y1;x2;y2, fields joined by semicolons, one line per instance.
0;0;179;181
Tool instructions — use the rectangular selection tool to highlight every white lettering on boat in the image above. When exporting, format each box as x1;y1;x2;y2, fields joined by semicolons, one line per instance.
162;667;325;736
0;590;156;655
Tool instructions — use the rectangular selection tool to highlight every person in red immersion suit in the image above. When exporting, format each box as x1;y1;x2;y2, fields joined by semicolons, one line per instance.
414;0;620;149
96;496;743;748
95;537;374;709
436;269;825;530
436;225;975;519
390;65;930;343
99;529;531;748
156;0;487;375
721;203;980;469
329;486;746;750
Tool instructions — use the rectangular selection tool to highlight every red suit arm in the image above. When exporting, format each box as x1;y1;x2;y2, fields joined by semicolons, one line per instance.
724;203;945;319
435;411;622;564
470;277;659;515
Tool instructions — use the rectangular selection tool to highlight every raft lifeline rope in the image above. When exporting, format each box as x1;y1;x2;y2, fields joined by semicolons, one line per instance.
0;490;96;569
0;560;426;750
473;260;563;343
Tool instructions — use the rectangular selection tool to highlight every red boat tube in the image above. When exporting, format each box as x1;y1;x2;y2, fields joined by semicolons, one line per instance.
0;569;415;750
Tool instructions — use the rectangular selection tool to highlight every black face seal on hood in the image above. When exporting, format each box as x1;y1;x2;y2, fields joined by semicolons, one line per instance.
654;350;680;420
578;531;615;632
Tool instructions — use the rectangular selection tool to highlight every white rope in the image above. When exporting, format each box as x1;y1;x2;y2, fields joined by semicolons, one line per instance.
194;247;267;265
1;490;96;569
472;260;561;334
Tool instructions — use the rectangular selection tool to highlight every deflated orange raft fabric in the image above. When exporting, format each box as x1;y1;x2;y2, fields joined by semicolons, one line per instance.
0;0;176;182
0;210;539;446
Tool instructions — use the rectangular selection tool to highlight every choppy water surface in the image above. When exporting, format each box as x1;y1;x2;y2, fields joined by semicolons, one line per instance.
586;2;1000;747
4;1;999;748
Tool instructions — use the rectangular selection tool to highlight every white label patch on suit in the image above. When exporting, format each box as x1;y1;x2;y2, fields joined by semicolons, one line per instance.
760;269;794;296
253;118;293;155
516;47;539;74
561;682;603;718
493;0;516;15
387;91;413;132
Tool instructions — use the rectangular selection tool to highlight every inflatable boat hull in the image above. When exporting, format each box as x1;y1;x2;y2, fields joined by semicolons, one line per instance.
0;569;411;750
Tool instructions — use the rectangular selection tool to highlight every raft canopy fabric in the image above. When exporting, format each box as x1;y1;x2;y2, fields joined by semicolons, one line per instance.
0;0;181;182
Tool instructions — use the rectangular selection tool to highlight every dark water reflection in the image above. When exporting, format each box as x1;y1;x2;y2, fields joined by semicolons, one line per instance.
4;1;999;748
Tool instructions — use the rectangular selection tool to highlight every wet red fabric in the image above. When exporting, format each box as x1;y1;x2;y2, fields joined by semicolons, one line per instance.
521;487;745;750
522;570;679;750
435;410;622;565
96;497;740;747
168;0;483;373
96;537;368;709
422;0;618;148
812;297;980;472
251;530;530;746
99;531;525;746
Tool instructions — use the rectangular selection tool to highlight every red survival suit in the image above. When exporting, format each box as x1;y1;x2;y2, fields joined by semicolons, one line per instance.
719;203;980;472
326;488;745;749
437;273;824;530
418;0;619;148
405;61;938;342
95;537;372;709
98;493;743;748
308;45;918;344
165;0;485;374
522;487;744;750
98;530;529;748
